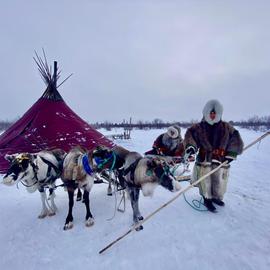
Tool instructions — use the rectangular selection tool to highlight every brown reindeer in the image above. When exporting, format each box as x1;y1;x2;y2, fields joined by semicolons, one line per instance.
91;146;181;230
61;146;96;230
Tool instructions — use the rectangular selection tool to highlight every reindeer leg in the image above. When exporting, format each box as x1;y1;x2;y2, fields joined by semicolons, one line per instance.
64;188;75;230
128;186;143;231
48;187;57;216
83;189;94;227
107;171;113;196
76;188;82;202
38;188;49;219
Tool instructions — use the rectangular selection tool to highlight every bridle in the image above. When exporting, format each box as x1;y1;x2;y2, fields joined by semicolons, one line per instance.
13;155;56;188
94;152;117;172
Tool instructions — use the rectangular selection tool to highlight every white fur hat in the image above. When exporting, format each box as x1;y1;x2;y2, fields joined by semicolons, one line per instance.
202;99;223;125
167;125;180;139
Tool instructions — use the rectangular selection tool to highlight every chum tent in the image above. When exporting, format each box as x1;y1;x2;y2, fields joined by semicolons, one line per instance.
0;55;114;173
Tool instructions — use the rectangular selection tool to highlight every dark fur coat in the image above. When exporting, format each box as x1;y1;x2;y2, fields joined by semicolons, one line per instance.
152;133;184;156
184;120;244;163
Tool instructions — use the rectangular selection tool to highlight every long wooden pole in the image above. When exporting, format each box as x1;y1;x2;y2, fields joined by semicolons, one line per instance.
99;131;270;254
53;61;57;88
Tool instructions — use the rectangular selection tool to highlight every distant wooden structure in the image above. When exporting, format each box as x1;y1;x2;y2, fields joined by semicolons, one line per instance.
108;118;132;140
123;117;132;139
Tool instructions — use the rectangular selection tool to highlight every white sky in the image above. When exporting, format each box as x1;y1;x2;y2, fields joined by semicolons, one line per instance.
0;0;269;123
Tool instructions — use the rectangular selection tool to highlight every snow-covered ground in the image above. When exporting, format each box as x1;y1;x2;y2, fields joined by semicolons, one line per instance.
0;128;269;270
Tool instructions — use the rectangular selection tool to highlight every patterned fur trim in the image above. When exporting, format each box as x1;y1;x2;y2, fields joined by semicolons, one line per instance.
225;155;236;160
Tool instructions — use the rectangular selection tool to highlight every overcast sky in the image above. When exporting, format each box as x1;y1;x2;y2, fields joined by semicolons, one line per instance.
1;0;269;123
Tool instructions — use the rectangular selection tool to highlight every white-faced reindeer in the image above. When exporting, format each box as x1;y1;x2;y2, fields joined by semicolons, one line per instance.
2;149;65;218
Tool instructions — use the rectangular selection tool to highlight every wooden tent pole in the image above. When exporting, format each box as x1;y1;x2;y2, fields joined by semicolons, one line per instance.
99;131;270;254
53;61;57;88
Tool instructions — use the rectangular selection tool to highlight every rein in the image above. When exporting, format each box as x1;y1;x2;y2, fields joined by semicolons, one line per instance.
19;176;38;188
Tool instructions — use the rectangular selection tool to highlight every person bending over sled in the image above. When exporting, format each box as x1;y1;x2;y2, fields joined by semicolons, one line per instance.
145;125;184;159
184;99;244;212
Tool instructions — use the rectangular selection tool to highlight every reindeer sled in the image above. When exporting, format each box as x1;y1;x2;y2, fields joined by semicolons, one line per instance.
143;125;194;183
143;152;193;183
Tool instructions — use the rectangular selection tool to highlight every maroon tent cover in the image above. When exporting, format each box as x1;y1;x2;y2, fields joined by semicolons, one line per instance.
0;97;114;173
0;59;114;173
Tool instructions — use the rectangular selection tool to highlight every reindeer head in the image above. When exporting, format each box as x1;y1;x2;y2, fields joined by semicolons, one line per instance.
3;153;34;186
92;145;114;171
146;157;181;192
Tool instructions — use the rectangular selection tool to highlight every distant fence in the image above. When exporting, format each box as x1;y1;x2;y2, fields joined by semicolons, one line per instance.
106;126;132;140
93;122;270;131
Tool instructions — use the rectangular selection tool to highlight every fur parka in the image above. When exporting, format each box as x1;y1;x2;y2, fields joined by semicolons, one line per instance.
184;120;243;163
184;99;244;202
152;133;184;156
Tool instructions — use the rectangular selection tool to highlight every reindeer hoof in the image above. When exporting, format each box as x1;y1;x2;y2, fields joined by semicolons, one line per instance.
85;217;94;227
174;182;181;191
48;212;56;217
76;197;82;201
38;213;47;219
63;222;73;230
107;187;112;196
135;225;143;231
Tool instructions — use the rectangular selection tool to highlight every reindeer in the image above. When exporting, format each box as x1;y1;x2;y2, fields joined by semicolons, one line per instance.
91;145;129;194
61;146;98;230
90;146;181;230
2;149;65;218
122;152;181;230
61;145;128;230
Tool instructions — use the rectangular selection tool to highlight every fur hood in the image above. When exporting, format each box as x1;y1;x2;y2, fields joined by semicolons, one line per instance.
202;99;223;125
167;125;181;139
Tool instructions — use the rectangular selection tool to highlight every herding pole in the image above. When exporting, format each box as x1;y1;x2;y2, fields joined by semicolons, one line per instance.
99;131;270;254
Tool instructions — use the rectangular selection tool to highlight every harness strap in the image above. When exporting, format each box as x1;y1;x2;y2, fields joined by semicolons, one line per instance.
30;161;39;181
39;156;61;178
95;152;116;171
20;177;38;188
123;157;142;185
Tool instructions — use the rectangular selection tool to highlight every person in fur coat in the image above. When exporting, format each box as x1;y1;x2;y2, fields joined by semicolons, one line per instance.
184;99;244;212
145;125;184;157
